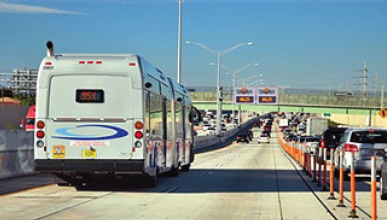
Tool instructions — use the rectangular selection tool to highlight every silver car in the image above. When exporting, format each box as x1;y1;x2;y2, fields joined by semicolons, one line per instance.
334;128;387;175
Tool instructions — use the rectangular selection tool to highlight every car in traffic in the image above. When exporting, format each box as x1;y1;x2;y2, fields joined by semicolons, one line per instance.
258;133;270;144
206;127;216;136
379;150;387;200
237;132;250;143
320;127;346;158
247;130;254;141
334;128;387;176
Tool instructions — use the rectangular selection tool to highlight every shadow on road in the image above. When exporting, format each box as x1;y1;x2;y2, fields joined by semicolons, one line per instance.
72;168;374;193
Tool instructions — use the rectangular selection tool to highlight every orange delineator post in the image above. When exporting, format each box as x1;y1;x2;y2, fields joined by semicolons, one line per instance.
348;152;358;218
337;149;345;207
371;155;377;220
322;148;328;191
312;147;317;182
317;148;322;186
328;148;336;200
308;147;312;177
303;145;307;172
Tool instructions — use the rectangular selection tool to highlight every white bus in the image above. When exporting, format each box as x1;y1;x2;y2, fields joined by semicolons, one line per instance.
34;42;200;187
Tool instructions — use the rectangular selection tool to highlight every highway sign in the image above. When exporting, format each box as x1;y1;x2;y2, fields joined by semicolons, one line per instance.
378;108;387;119
234;87;255;104
256;86;278;105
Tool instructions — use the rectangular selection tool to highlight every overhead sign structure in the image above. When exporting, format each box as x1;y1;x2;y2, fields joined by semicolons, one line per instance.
378;108;387;119
256;86;278;105
234;87;255;104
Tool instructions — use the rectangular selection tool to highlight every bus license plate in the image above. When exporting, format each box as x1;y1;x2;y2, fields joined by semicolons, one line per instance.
82;149;97;158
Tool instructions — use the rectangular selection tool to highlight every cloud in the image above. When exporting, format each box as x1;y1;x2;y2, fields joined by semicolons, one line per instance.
0;3;84;14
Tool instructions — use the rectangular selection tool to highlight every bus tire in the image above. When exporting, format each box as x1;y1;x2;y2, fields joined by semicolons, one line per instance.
145;175;157;188
169;166;179;177
181;163;190;172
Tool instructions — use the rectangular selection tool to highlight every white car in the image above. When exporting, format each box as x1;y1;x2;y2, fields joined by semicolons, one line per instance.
258;134;270;144
202;124;211;131
206;127;216;136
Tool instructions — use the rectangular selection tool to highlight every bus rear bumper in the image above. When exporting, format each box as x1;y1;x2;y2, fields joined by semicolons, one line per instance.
34;159;144;173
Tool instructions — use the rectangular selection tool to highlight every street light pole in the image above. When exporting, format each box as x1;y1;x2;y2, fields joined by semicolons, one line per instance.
176;0;184;84
216;52;222;135
233;70;236;121
186;41;254;135
1;73;4;106
213;63;258;123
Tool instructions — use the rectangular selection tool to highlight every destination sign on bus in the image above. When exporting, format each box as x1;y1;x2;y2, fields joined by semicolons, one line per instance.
76;89;104;103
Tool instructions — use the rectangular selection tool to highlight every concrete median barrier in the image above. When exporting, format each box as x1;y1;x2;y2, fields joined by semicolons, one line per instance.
194;118;257;151
0;130;34;179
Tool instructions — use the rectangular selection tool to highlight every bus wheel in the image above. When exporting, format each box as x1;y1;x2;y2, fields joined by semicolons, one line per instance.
144;173;157;188
169;166;179;177
181;163;190;172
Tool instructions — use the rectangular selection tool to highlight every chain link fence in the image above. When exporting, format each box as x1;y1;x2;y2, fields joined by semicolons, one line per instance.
188;87;387;108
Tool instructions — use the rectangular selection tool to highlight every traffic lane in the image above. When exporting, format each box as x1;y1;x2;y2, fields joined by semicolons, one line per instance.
1;133;331;220
32;140;284;220
0;139;247;220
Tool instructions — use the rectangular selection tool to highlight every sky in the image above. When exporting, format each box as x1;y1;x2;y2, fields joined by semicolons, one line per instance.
0;0;387;91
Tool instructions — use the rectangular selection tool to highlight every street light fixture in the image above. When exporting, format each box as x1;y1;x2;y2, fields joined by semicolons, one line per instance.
186;41;254;135
211;62;258;120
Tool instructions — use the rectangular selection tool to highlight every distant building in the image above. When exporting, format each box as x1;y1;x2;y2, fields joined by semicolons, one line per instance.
11;68;38;97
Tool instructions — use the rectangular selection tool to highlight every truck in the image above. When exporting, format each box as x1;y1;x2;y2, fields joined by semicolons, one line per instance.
278;119;289;127
306;118;328;136
278;118;289;132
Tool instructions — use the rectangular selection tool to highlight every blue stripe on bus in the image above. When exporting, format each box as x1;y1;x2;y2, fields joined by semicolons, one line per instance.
52;124;128;141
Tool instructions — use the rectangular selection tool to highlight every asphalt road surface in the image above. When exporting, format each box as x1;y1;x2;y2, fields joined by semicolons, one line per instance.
0;130;346;220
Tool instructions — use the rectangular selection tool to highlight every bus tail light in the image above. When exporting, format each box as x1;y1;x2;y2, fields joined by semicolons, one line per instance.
344;143;358;153
36;121;45;129
134;131;143;139
134;121;143;130
36;131;45;139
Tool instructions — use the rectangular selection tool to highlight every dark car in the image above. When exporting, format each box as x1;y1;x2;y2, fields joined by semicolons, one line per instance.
320;127;347;157
237;133;250;143
247;130;254;141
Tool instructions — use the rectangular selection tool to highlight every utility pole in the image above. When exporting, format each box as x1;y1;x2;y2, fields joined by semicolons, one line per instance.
363;61;368;97
375;71;378;98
